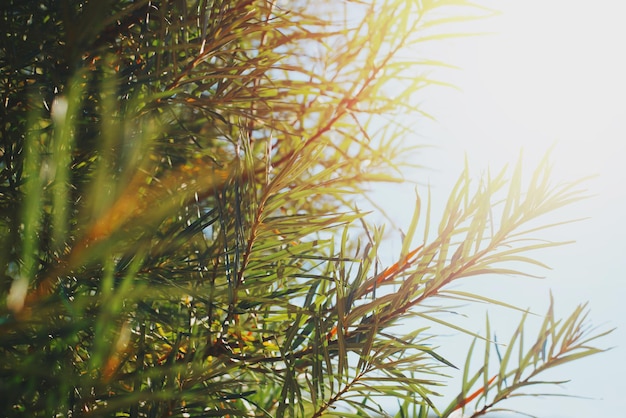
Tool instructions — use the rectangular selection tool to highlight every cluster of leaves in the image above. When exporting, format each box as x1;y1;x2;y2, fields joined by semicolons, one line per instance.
0;0;611;417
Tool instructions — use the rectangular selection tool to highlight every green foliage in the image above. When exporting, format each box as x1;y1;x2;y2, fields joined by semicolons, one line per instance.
0;1;611;417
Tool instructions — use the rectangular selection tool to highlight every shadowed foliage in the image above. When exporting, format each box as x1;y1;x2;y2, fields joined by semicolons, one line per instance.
0;1;611;417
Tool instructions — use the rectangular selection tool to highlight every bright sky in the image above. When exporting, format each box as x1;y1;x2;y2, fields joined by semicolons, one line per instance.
373;1;626;416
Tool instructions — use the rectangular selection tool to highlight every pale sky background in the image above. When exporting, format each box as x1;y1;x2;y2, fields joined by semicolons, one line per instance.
369;1;625;416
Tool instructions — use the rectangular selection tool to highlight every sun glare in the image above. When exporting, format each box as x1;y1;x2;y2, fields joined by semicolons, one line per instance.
448;1;626;193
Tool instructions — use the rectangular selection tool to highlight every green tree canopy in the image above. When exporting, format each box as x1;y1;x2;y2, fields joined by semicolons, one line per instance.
0;1;611;417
